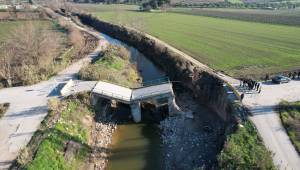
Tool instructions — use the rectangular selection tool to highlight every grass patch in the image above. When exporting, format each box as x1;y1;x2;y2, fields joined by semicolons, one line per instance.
20;93;94;169
278;101;300;153
218;120;275;169
76;4;300;78
0;103;9;118
79;45;140;88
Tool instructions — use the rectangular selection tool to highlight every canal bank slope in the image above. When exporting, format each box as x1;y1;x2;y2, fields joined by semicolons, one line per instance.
68;11;276;169
73;12;239;124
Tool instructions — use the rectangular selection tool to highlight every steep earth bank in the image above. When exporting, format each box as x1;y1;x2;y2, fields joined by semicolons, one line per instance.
73;12;239;124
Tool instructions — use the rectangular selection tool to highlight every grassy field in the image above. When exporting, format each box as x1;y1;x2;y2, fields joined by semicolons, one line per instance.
169;8;300;26
74;4;300;78
278;101;300;153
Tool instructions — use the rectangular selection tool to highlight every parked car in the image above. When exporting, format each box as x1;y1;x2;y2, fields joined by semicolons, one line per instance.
272;75;291;84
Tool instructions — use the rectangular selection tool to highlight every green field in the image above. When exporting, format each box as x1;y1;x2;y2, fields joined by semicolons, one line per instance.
169;8;300;26
75;4;300;78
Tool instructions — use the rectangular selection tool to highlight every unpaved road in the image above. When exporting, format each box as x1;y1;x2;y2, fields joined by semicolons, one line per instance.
242;80;300;170
0;17;108;169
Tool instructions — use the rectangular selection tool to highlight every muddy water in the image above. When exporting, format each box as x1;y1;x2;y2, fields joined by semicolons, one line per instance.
100;33;165;170
101;33;224;169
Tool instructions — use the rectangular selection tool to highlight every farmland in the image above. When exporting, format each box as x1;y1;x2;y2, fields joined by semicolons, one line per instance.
74;4;300;78
170;8;300;26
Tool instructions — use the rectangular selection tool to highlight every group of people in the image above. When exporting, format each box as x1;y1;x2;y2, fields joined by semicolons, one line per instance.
240;79;262;93
239;79;261;102
287;71;300;80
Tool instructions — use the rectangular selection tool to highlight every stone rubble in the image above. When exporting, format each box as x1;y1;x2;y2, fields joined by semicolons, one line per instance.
159;93;224;170
90;117;117;170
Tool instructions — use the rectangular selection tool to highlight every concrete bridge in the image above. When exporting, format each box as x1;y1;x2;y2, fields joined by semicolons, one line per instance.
91;79;176;122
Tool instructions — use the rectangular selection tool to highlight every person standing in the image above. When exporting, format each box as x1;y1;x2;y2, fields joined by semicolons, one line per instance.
293;72;297;80
241;93;245;101
256;83;260;91
258;86;262;94
265;74;269;81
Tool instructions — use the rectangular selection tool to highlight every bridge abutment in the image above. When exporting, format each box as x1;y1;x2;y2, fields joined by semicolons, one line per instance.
130;102;141;123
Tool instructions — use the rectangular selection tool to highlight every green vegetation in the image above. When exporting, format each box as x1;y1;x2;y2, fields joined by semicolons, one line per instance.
218;120;275;169
20;93;93;169
0;103;9;118
83;5;300;78
79;45;140;87
278;101;300;153
169;8;300;26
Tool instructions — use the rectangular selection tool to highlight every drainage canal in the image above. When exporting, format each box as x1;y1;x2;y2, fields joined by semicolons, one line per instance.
99;33;225;170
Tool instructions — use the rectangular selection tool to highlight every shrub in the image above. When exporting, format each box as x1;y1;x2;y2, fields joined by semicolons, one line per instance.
79;44;140;87
0;103;9;118
218;121;275;169
278;101;300;153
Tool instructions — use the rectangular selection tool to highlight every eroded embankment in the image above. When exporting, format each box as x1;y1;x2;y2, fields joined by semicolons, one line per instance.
71;12;247;169
73;12;239;124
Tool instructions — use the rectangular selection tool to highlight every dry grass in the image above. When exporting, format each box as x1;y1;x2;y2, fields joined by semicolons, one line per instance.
0;17;98;88
0;20;65;87
0;103;9;118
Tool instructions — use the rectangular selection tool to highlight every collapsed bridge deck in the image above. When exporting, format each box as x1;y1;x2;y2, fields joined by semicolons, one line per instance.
91;80;176;122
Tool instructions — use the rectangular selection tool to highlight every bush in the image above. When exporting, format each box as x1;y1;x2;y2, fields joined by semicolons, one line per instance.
0;103;9;118
79;45;140;87
218;121;275;169
278;101;300;153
